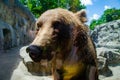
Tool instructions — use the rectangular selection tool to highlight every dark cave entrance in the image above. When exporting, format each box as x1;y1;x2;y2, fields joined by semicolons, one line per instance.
3;29;12;49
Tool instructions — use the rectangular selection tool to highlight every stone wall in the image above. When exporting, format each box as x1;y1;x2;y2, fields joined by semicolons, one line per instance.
0;0;35;50
91;19;120;48
91;19;120;80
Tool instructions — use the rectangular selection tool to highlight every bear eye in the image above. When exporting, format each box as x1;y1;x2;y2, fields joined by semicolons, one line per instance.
52;21;61;29
81;12;86;17
37;22;42;29
35;22;42;35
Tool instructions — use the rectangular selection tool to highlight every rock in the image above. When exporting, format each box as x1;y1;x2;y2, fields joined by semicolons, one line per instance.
91;19;120;49
98;56;113;77
20;46;52;76
11;46;53;80
12;19;120;80
0;0;35;50
91;20;120;80
20;46;32;62
99;49;120;64
100;65;120;80
101;77;120;80
11;62;52;80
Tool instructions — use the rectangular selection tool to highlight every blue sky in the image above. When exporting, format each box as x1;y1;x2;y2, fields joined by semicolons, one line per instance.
80;0;120;25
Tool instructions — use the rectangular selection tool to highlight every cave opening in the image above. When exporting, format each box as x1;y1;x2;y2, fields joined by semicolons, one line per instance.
3;29;12;49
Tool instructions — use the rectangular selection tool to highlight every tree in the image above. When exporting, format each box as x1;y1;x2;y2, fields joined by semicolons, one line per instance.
104;8;120;22
90;20;97;30
20;0;86;18
90;8;120;30
69;0;86;12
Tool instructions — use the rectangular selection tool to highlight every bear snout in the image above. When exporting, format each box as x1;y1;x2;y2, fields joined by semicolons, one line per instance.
26;45;43;62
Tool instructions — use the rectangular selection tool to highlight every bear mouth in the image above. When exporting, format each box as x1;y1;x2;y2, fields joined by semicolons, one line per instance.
26;45;55;62
28;49;54;62
29;52;42;62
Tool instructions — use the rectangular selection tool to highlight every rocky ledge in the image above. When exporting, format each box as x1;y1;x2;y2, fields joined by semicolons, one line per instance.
91;19;120;80
11;20;120;80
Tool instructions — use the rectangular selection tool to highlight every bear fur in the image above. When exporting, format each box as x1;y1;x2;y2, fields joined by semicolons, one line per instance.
26;8;98;80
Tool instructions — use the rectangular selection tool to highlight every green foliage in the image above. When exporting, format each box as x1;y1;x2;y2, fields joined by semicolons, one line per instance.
69;0;86;12
104;8;120;22
90;8;120;30
20;0;86;18
90;20;97;30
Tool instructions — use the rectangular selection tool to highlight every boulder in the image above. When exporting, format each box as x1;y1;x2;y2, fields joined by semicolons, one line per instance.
11;46;52;80
91;19;120;80
97;56;113;77
91;20;120;49
20;46;52;76
99;49;120;64
11;62;52;80
12;19;120;80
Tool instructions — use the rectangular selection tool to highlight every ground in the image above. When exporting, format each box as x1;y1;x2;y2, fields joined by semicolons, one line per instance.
0;46;22;80
0;46;120;80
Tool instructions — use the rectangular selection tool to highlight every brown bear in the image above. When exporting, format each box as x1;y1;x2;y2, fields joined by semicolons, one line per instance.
26;8;98;80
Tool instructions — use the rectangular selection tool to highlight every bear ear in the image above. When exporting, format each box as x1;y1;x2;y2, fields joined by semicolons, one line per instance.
75;9;87;23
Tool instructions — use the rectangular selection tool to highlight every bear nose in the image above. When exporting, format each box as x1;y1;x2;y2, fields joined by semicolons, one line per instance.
26;45;42;54
26;45;43;62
